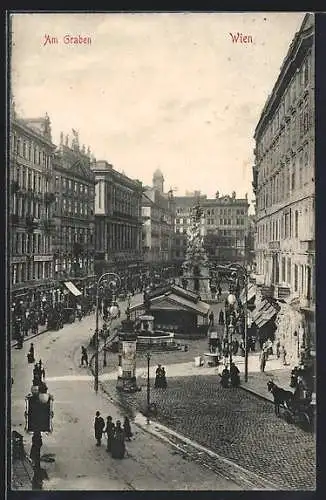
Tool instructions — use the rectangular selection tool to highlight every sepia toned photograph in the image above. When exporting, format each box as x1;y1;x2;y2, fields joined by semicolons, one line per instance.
8;11;315;491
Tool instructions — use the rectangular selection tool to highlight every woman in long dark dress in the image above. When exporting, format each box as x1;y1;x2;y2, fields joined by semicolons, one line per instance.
154;364;163;388
160;367;167;389
111;420;125;459
104;416;115;452
123;417;133;441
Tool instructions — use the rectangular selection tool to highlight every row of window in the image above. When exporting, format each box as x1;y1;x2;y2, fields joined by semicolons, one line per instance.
12;198;51;219
256;204;314;244
96;222;139;252
59;177;92;196
97;181;141;216
207;218;245;226
11;261;53;285
258;254;313;299
61;198;93;217
257;103;312;169
11;134;52;168
256;147;312;211
12;232;51;255
13;165;47;193
257;53;312;155
56;227;94;245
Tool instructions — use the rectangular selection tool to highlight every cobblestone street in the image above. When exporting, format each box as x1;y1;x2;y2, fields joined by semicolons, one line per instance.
102;372;315;490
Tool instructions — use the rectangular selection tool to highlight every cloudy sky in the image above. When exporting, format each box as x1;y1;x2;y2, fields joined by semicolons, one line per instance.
11;12;305;206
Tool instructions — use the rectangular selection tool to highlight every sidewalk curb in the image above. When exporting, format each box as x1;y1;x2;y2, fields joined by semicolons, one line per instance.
11;327;50;349
240;383;274;405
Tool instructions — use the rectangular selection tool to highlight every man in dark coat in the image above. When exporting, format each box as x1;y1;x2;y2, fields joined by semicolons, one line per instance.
94;411;105;446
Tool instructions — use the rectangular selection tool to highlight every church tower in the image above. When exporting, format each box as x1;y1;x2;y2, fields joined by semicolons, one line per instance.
152;168;164;194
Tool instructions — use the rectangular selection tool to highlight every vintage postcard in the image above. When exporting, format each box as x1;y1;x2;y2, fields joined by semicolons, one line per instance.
8;11;315;491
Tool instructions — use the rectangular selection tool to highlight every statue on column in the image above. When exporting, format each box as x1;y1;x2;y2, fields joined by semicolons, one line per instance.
182;202;209;294
71;129;79;150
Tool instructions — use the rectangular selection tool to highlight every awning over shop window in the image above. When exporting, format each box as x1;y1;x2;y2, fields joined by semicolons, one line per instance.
64;281;82;297
252;299;278;328
240;283;256;304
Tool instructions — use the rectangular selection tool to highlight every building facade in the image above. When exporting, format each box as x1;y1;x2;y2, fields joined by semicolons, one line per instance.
52;131;96;299
92;161;143;277
9;109;57;306
252;14;315;362
142;169;176;266
174;191;250;265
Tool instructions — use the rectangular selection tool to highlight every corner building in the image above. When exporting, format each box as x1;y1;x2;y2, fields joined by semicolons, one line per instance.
92;161;143;277
9;109;57;306
252;14;315;362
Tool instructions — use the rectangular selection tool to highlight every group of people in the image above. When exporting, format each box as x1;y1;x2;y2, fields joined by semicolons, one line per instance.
208;333;247;358
154;364;167;389
259;339;288;372
94;411;133;459
220;362;240;388
221;363;240;387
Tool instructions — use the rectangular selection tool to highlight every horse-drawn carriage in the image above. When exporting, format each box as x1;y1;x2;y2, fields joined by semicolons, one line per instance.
267;380;315;432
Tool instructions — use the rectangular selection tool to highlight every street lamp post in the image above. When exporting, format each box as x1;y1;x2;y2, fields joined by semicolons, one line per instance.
146;351;151;424
25;374;54;490
94;272;121;394
244;272;249;382
226;293;237;369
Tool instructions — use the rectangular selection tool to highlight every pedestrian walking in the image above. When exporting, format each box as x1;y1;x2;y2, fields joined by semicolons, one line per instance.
218;310;224;325
30;431;42;466
281;345;288;366
232;339;239;356
216;337;222;358
259;350;267;372
154;364;163;388
123;417;133;441
81;346;88;366
33;363;42;385
208;311;214;327
161;367;167;388
27;343;35;364
276;339;281;359
94;411;105;446
111;420;126;459
104;416;115;452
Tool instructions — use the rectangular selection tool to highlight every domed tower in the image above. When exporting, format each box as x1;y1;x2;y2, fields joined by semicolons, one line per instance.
153;168;164;194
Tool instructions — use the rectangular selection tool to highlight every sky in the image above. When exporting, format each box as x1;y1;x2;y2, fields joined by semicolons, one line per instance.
11;12;306;207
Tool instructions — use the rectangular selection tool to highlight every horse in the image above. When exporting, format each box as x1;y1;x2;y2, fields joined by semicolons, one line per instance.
267;380;294;416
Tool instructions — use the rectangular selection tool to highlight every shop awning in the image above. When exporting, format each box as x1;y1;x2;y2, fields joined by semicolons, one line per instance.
251;299;277;328
64;281;82;296
240;283;256;304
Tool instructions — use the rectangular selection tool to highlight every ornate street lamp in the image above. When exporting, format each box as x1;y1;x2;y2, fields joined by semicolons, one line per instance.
226;293;237;368
24;379;54;490
103;301;120;368
94;272;121;393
